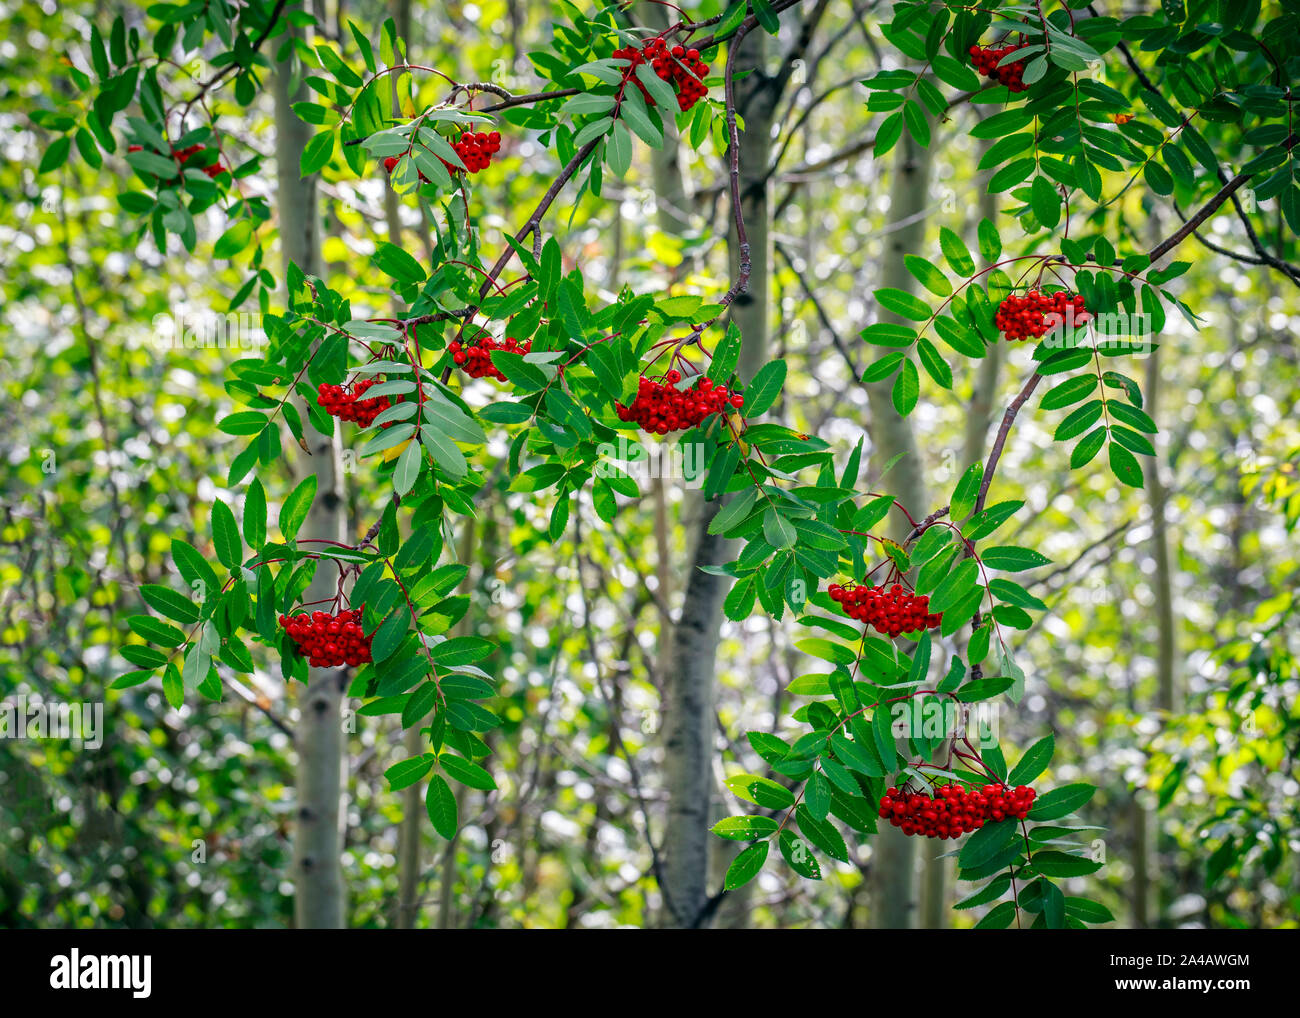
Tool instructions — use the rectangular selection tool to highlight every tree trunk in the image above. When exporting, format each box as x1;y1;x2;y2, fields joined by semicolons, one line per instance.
926;149;1002;929
275;10;348;930
661;24;776;930
1133;346;1178;928
864;130;933;929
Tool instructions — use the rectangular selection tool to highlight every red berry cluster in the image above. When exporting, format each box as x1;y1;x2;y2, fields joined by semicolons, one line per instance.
615;371;743;434
827;582;942;636
279;609;373;669
128;143;228;180
383;131;502;180
448;334;531;382
612;38;710;112
879;783;1037;839
316;379;393;428
995;289;1091;341
968;44;1030;93
445;130;501;173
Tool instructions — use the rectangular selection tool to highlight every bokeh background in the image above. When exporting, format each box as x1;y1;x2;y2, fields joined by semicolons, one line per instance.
1;0;1297;928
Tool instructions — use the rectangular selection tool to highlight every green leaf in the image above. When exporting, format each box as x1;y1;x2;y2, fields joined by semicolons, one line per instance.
874;111;903;157
902;99;930;147
950;462;983;521
1108;442;1145;488
955;676;1014;701
708;489;758;536
713;815;780;841
929;557;979;613
1071;427;1107;468
903;255;951;297
421;425;467;480
862;352;904;383
939;227;975;276
128;615;186;647
973;901;1017;929
1065;896;1115;924
1029;782;1095;821
977;218;1001;263
386;754;433;791
892;358;919;416
724;841;770;890
708;322;743;383
139;583;201;624
243;479;267;549
751;0;780;34
280;475;317;543
874;288;931;322
606;120;632;177
980;546;1050;571
1033;851;1102;878
440;754;497;791
860;322;917;348
429;635;495;666
214;220;253;259
795;804;849;862
1007;734;1055;786
393;437;421;496
744;359;787;417
1041;374;1099;411
915;338;952;389
172;538;219;599
300;129;336;176
39;135;73;174
778;830;822;879
1030;175;1061;228
210;499;241;570
425;774;458;838
959;818;1020;870
763;508;797;550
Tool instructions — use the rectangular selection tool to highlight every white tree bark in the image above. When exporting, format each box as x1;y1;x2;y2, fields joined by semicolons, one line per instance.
661;24;776;929
864;130;933;929
274;9;348;930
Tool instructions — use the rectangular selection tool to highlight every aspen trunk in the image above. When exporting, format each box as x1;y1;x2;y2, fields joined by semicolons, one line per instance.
661;24;775;929
926;153;1002;928
275;10;348;930
864;130;933;929
1134;346;1178;927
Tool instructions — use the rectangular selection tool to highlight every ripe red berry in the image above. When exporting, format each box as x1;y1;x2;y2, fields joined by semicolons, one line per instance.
450;334;531;382
968;43;1031;93
828;580;942;636
615;372;740;434
877;781;1036;839
315;378;422;428
279;607;372;668
994;289;1090;341
611;36;711;112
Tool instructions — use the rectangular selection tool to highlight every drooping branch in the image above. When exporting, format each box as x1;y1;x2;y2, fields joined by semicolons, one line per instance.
974;372;1043;518
1147;133;1298;264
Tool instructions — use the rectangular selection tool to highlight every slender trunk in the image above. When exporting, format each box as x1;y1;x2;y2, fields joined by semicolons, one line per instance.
661;26;775;929
927;150;1003;929
864;130;933;929
275;10;347;930
1134;346;1178;928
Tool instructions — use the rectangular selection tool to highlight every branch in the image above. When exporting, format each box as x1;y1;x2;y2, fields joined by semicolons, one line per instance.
975;371;1043;518
1146;133;1298;263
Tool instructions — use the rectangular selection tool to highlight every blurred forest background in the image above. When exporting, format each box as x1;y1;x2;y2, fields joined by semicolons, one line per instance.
1;0;1298;929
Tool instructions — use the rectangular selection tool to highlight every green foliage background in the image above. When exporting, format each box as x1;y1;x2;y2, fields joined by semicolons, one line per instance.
1;0;1297;928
